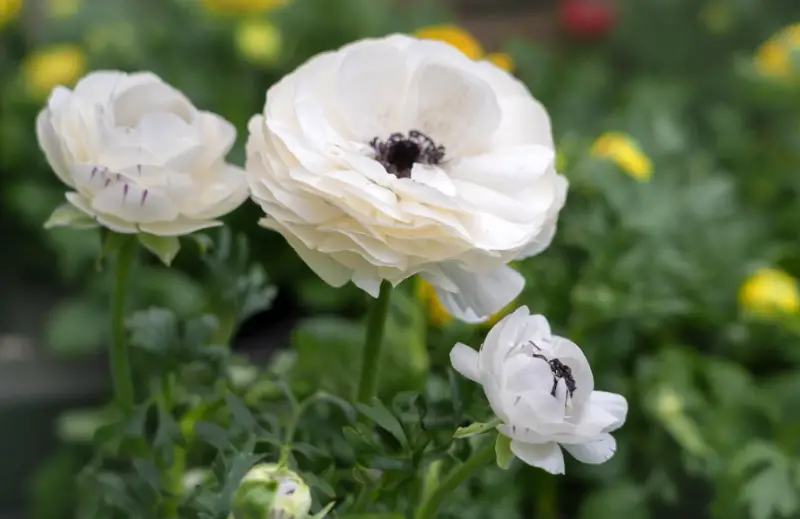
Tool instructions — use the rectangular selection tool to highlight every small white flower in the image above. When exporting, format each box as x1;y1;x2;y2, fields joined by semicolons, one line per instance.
246;34;567;323
37;70;248;236
449;306;627;474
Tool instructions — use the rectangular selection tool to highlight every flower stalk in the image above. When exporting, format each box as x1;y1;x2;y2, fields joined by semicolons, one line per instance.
356;280;393;403
109;235;137;414
414;441;495;519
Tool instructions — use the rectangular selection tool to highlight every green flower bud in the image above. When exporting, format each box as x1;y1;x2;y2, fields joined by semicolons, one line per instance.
231;464;312;519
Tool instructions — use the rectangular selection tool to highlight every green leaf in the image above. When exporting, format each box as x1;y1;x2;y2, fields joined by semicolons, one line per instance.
43;203;98;229
495;434;513;470
131;459;161;492
189;233;215;255
154;406;182;465
225;393;259;433
740;464;799;519
126;308;180;354
454;418;502;439
310;502;337;519
194;421;232;452
138;233;181;266
356;399;408;449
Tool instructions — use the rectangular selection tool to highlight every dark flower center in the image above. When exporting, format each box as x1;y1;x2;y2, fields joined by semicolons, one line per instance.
530;342;577;399
370;130;445;178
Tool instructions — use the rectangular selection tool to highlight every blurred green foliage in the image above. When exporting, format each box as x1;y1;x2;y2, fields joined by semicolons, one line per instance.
4;0;800;518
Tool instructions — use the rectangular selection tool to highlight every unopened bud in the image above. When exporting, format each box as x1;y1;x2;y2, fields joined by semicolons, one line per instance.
231;464;312;519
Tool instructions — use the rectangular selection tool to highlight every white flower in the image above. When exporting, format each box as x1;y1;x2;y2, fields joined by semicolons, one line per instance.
37;70;248;236
246;34;567;323
449;306;627;474
231;464;313;519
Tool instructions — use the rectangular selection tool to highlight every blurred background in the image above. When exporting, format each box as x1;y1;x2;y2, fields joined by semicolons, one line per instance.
3;0;800;518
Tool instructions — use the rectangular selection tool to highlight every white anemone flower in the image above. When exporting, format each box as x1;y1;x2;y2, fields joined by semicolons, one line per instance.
450;306;628;474
246;34;567;323
37;70;248;236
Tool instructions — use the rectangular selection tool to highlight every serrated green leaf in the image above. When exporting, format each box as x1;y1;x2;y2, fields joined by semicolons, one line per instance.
138;233;180;266
43;203;98;229
495;434;513;470
356;399;408;449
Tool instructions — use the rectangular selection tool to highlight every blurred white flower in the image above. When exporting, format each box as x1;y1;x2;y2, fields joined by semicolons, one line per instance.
37;70;248;236
449;306;627;474
246;34;566;322
231;464;313;519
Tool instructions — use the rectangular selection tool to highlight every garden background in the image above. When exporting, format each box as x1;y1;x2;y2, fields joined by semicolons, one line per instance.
2;0;800;518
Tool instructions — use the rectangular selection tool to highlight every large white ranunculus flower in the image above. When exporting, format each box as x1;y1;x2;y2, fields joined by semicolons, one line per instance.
246;34;567;322
450;306;627;474
37;70;248;236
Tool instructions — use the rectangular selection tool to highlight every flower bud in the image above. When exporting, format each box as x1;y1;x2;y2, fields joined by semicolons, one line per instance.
231;464;312;519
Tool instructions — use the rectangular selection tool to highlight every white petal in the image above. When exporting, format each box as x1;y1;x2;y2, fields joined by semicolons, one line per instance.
263;219;353;288
492;96;554;149
563;434;617;465
435;265;524;323
73;70;128;102
91;181;179;223
449;343;481;383
336;41;407;141
182;164;249;220
588;391;628;433
36;109;74;187
516;218;557;260
138;218;222;237
406;63;500;157
509;440;565;474
112;79;194;127
448;145;554;191
410;164;457;197
138;111;200;161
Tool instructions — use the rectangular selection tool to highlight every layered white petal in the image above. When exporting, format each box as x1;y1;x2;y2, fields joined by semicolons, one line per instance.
449;343;481;383
36;70;246;236
510;441;565;475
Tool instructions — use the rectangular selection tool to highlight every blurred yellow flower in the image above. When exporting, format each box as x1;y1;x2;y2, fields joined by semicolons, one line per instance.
23;44;86;100
235;18;281;66
202;0;287;15
0;0;22;30
591;132;653;181
486;52;514;73
755;23;800;80
46;0;81;20
416;278;452;328
414;25;484;60
414;26;515;72
739;268;800;317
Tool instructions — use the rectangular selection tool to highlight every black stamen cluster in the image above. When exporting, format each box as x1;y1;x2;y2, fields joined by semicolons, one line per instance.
370;130;445;178
530;343;577;399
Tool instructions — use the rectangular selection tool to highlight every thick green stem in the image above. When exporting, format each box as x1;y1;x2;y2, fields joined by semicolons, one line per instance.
356;281;393;403
110;237;137;414
415;442;495;519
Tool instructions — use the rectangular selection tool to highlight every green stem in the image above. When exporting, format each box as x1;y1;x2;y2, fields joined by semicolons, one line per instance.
160;374;184;518
415;442;495;519
535;471;558;519
110;236;137;414
356;280;393;403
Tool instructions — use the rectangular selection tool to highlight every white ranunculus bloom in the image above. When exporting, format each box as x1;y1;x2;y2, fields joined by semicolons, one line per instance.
37;70;248;236
231;464;313;519
450;306;627;474
246;34;567;322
